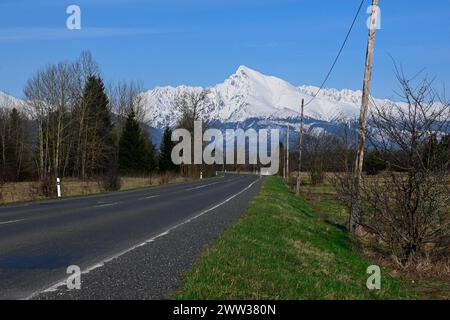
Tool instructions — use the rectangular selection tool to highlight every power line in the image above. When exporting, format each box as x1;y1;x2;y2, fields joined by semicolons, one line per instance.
304;0;366;107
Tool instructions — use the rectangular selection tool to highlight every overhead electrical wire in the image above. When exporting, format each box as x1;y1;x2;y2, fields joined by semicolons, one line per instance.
304;0;367;107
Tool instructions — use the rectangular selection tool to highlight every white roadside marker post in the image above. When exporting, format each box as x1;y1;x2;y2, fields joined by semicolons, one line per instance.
200;172;203;180
56;177;62;198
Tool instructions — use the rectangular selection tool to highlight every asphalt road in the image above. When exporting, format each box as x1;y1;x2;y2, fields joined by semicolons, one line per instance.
0;173;263;300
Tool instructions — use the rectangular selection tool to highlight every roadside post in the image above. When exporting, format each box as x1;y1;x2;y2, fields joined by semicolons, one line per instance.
56;178;62;198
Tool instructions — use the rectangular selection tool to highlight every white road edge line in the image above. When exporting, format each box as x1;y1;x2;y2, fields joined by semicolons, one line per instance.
25;176;262;300
0;219;25;226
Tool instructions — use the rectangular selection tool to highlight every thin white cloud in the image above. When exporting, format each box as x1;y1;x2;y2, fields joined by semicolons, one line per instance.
0;27;179;42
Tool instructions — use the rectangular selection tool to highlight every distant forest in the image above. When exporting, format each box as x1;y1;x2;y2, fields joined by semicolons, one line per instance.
0;52;179;192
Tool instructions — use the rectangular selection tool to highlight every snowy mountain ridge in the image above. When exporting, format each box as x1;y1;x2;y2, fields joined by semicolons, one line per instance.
1;66;394;131
141;66;391;128
0;91;25;111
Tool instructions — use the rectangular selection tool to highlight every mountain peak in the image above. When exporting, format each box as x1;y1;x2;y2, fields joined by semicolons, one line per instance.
236;65;252;73
0;91;23;109
235;65;262;78
1;66;387;129
141;65;376;127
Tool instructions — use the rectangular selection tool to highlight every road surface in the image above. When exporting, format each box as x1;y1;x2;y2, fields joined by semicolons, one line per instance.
0;173;263;300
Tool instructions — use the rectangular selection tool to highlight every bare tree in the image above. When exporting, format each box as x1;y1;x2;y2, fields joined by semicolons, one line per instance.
109;81;146;126
350;71;450;266
24;62;78;181
175;89;210;132
303;130;346;185
174;89;211;176
70;51;101;178
24;51;116;184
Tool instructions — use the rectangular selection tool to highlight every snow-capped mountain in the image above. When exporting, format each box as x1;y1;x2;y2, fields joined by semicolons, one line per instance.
141;65;387;129
0;91;25;110
1;67;389;129
1;67;399;146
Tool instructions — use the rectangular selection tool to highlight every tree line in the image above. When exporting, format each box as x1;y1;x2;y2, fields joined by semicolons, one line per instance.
0;52;178;194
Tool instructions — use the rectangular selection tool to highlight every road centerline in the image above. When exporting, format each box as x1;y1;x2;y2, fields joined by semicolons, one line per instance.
0;219;25;226
139;195;161;200
186;181;221;191
93;202;119;208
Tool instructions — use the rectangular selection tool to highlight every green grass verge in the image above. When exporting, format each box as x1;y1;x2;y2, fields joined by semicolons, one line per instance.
174;176;415;300
299;184;348;227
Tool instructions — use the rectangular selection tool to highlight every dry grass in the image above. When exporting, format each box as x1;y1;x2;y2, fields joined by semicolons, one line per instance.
0;181;44;204
0;173;194;205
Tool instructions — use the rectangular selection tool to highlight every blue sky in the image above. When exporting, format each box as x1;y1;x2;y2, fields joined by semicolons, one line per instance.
0;0;449;99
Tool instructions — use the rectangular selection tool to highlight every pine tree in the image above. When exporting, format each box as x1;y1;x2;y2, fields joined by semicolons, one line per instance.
74;76;114;177
364;151;387;175
436;134;450;170
119;110;155;173
142;130;157;172
8;108;26;180
159;127;176;172
0;108;30;181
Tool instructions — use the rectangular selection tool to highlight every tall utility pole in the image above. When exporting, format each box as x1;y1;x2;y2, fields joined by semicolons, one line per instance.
296;99;305;195
351;0;380;232
286;125;290;179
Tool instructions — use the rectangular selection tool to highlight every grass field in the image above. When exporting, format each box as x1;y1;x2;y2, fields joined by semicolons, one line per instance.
300;180;450;300
0;174;193;205
174;176;416;300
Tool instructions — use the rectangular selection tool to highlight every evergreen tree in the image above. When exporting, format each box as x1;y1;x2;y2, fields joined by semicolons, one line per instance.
0;108;30;181
159;127;177;172
74;75;114;177
85;77;111;137
119;110;155;173
8;108;26;180
436;134;450;170
364;150;387;175
142;131;157;172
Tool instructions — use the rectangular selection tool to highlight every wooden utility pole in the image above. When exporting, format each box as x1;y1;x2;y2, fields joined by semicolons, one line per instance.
286;125;290;179
351;0;380;232
296;99;305;195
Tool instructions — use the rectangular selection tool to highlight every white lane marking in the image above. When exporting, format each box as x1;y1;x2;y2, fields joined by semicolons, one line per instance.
186;181;220;191
0;219;25;226
25;176;262;300
138;195;160;200
93;202;119;208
